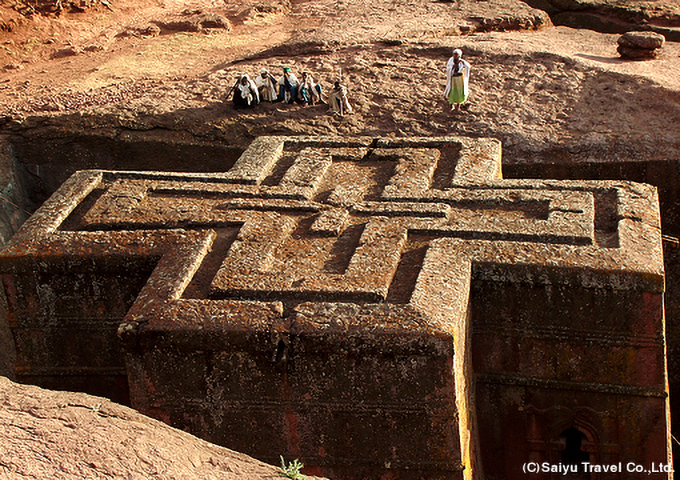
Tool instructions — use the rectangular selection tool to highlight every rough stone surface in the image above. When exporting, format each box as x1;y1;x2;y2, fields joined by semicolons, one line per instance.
617;31;665;59
50;46;79;59
617;44;660;59
116;24;161;38
0;376;324;479
0;135;672;479
466;13;551;32
523;0;680;40
153;12;231;33
618;31;666;50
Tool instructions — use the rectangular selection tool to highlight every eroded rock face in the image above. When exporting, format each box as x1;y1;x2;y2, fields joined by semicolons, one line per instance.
617;44;659;59
522;0;680;39
467;12;552;32
153;11;231;33
116;24;161;39
0;376;320;479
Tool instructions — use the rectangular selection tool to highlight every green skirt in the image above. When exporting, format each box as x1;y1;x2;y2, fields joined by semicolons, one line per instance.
448;75;467;105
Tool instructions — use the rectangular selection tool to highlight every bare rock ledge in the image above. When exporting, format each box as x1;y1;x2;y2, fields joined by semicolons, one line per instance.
0;376;325;479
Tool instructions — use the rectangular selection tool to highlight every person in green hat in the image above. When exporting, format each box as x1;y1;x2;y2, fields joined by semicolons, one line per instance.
278;66;300;104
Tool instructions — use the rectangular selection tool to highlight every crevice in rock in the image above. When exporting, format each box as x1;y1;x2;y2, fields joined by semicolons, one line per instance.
520;0;680;41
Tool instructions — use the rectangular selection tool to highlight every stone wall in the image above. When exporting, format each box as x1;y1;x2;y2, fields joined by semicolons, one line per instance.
0;135;27;379
507;159;680;472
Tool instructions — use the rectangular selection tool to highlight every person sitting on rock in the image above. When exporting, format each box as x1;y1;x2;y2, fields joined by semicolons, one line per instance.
298;72;326;106
278;66;299;104
232;74;260;109
255;68;278;102
329;80;352;115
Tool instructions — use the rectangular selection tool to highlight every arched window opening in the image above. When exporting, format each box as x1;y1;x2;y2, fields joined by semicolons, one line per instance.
560;427;590;474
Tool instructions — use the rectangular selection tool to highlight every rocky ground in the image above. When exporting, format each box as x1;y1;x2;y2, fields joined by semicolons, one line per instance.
0;0;679;165
0;376;327;479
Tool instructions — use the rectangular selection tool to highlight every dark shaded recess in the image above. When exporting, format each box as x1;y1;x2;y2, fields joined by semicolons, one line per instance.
59;187;108;232
186;227;241;299
9;133;243;212
505;161;680;237
386;238;430;304
261;154;297;186
211;288;382;305
560;427;589;466
323;223;366;274
519;0;680;41
431;143;462;190
358;161;397;202
9;256;159;405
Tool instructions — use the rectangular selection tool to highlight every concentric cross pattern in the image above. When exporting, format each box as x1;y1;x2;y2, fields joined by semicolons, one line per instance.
0;136;671;479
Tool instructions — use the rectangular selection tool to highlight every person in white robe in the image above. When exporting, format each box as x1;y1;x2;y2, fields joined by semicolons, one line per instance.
298;72;326;105
329;80;352;115
232;74;259;109
443;48;471;112
328;81;352;115
278;66;299;104
255;68;278;102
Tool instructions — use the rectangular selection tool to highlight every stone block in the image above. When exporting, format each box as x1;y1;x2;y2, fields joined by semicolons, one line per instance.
0;136;672;479
618;31;665;50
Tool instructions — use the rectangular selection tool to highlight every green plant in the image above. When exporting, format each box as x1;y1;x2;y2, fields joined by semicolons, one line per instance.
280;455;306;480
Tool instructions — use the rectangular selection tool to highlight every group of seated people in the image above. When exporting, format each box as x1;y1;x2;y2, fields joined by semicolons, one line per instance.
231;67;352;115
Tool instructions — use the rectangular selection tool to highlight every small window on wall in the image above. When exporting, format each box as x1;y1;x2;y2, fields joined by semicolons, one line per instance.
560;427;590;475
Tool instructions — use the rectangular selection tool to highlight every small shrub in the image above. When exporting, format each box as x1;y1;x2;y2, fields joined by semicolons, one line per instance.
280;455;305;480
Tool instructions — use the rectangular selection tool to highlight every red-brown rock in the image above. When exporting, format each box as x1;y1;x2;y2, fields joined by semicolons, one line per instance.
0;376;324;479
0;135;672;479
618;31;666;49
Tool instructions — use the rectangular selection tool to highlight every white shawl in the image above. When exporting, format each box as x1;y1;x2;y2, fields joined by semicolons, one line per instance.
255;72;277;100
238;75;260;103
443;56;471;99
